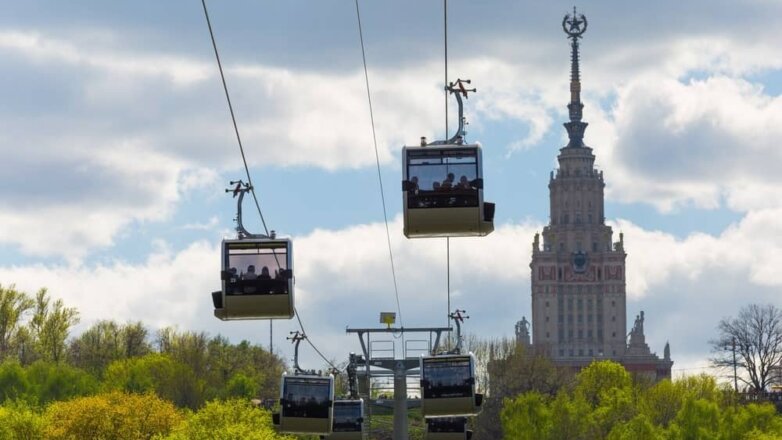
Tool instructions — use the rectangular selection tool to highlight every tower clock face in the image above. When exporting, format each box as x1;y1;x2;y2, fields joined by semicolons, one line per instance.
572;251;588;273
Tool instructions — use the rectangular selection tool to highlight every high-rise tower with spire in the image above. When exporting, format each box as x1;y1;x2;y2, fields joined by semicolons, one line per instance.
524;9;672;379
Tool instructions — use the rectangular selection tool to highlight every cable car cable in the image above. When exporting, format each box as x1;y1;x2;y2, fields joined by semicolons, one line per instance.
295;307;341;371
200;0;270;237
444;0;452;331
201;0;335;371
353;0;404;330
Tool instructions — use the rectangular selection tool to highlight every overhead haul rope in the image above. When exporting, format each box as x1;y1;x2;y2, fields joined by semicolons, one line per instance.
444;0;452;333
353;0;404;331
200;0;339;372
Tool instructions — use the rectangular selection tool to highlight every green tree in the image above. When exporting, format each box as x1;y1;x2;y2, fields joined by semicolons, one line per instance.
103;353;202;408
25;361;98;405
607;414;663;440
574;360;632;407
668;397;721;440
162;399;293;440
29;289;79;363
0;400;45;440
0;360;30;402
68;320;151;376
0;285;35;361
501;391;553;440
225;373;259;400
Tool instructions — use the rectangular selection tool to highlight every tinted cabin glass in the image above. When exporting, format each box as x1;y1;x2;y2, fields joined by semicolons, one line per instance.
407;148;479;209
282;377;331;419
422;357;472;399
427;417;467;433
333;402;362;432
225;242;289;295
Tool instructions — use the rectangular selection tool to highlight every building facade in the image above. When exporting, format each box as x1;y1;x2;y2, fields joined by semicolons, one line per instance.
520;9;672;380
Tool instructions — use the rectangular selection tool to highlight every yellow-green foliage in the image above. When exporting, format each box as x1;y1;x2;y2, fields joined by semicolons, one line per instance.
500;360;782;440
43;391;181;440
162;398;294;440
0;401;45;440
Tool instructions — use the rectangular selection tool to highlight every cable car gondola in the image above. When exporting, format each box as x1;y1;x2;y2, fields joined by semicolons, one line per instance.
212;181;294;320
278;373;335;435
214;237;293;320
402;80;495;238
420;353;483;418
425;417;473;440
321;399;364;440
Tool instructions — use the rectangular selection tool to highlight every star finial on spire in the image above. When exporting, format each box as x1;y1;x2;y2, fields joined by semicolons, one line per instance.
562;7;589;148
563;7;588;40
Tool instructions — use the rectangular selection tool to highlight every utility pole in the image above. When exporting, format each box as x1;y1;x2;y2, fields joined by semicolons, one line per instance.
732;337;738;393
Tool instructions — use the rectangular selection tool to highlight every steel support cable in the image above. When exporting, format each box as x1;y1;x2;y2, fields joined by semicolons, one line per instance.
444;4;454;341
354;0;404;330
201;0;270;236
201;0;337;371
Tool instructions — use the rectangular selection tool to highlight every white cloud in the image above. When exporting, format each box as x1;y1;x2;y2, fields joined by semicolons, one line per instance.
613;209;782;299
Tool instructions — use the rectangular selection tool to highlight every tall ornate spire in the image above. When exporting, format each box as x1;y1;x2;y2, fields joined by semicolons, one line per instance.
562;7;588;148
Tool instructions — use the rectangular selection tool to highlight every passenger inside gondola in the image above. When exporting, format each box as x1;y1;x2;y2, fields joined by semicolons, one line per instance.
225;244;290;296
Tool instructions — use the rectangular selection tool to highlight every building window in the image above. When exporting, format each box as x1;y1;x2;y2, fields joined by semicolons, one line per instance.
592;241;597;251
588;349;593;356
568;298;574;308
545;301;549;307
569;349;574;356
612;332;616;337
612;300;616;307
559;349;565;357
577;299;583;310
545;316;550;322
578;330;583;338
597;314;603;323
587;299;593;311
597;268;601;280
597;329;603;339
558;267;563;279
568;315;573;323
546;332;550;338
568;330;573;339
587;314;592;323
558;329;564;341
564;214;569;224
588;330;593;338
578;349;584;356
558;314;564;323
612;316;616;322
577;315;583;323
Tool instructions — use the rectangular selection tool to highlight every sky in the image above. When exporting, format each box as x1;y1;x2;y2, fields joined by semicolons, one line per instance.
1;0;781;378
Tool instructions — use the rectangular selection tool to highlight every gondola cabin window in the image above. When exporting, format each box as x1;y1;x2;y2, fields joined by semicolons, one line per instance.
422;357;473;399
406;149;479;209
333;401;363;432
223;241;290;296
282;377;331;419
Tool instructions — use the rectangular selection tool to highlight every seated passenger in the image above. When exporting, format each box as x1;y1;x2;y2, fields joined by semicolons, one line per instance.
410;176;420;193
458;175;470;189
441;173;455;190
432;181;441;191
259;266;271;280
243;265;258;280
